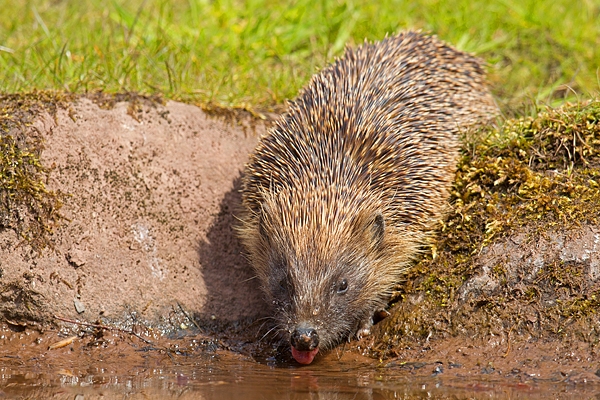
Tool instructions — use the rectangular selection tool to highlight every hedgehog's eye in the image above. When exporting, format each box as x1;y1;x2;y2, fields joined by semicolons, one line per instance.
336;278;348;295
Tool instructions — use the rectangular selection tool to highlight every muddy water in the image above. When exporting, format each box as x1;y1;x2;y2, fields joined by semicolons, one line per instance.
0;355;580;399
1;329;599;399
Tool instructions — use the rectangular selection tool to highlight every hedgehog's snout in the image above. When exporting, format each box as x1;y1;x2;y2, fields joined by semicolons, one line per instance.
290;326;319;351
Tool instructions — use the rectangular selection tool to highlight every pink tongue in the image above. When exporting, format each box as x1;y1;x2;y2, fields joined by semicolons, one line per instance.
291;347;319;364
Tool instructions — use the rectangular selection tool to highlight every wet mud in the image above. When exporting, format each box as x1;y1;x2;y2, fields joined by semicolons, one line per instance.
2;326;600;399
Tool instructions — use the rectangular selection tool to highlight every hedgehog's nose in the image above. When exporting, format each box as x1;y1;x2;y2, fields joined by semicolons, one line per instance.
290;327;319;351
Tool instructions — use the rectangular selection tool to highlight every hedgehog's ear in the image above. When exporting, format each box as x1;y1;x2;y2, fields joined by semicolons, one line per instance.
356;211;385;248
370;212;385;247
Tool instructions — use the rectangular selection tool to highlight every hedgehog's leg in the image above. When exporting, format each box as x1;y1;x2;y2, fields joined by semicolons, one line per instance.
356;320;373;339
355;309;390;339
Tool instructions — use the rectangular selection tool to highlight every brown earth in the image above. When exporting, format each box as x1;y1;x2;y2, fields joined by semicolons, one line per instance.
0;98;268;331
2;97;600;390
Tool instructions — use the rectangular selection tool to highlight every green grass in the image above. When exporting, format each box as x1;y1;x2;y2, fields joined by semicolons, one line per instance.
1;0;599;110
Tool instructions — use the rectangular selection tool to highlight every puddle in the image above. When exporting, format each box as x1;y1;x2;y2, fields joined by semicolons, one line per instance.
1;329;599;399
1;356;595;399
0;356;564;399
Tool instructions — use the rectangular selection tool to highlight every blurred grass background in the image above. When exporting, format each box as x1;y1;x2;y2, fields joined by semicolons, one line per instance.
1;0;599;112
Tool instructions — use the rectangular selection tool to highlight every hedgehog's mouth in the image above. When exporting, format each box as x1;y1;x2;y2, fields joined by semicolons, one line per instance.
290;326;320;364
291;346;319;364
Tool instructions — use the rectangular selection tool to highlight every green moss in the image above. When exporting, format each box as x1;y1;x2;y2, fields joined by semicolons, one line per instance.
449;100;600;254
0;91;73;251
374;99;600;356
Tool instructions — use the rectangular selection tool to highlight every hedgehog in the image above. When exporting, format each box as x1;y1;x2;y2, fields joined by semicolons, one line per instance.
238;31;498;365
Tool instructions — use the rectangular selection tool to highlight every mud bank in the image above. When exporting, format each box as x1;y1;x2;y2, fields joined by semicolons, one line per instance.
1;96;600;382
0;97;267;331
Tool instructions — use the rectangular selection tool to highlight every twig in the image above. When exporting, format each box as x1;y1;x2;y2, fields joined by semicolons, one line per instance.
503;325;514;358
54;315;154;345
55;315;118;331
177;302;201;330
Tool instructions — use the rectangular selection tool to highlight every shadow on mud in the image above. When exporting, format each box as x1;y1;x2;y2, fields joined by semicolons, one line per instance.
196;176;272;348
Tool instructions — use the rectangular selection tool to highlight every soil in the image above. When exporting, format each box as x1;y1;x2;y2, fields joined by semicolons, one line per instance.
2;96;600;395
0;97;268;331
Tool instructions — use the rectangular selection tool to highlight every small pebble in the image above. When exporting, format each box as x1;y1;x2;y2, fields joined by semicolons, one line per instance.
74;298;86;314
481;366;495;374
432;365;444;375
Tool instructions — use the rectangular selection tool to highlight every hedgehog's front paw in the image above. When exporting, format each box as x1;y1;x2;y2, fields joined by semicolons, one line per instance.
356;319;373;340
356;327;371;339
356;309;391;340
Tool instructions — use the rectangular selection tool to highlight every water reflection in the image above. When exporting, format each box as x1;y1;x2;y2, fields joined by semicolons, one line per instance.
0;329;596;399
0;352;590;399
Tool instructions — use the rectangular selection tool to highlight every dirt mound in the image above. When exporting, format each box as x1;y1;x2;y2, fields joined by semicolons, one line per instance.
0;97;267;330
